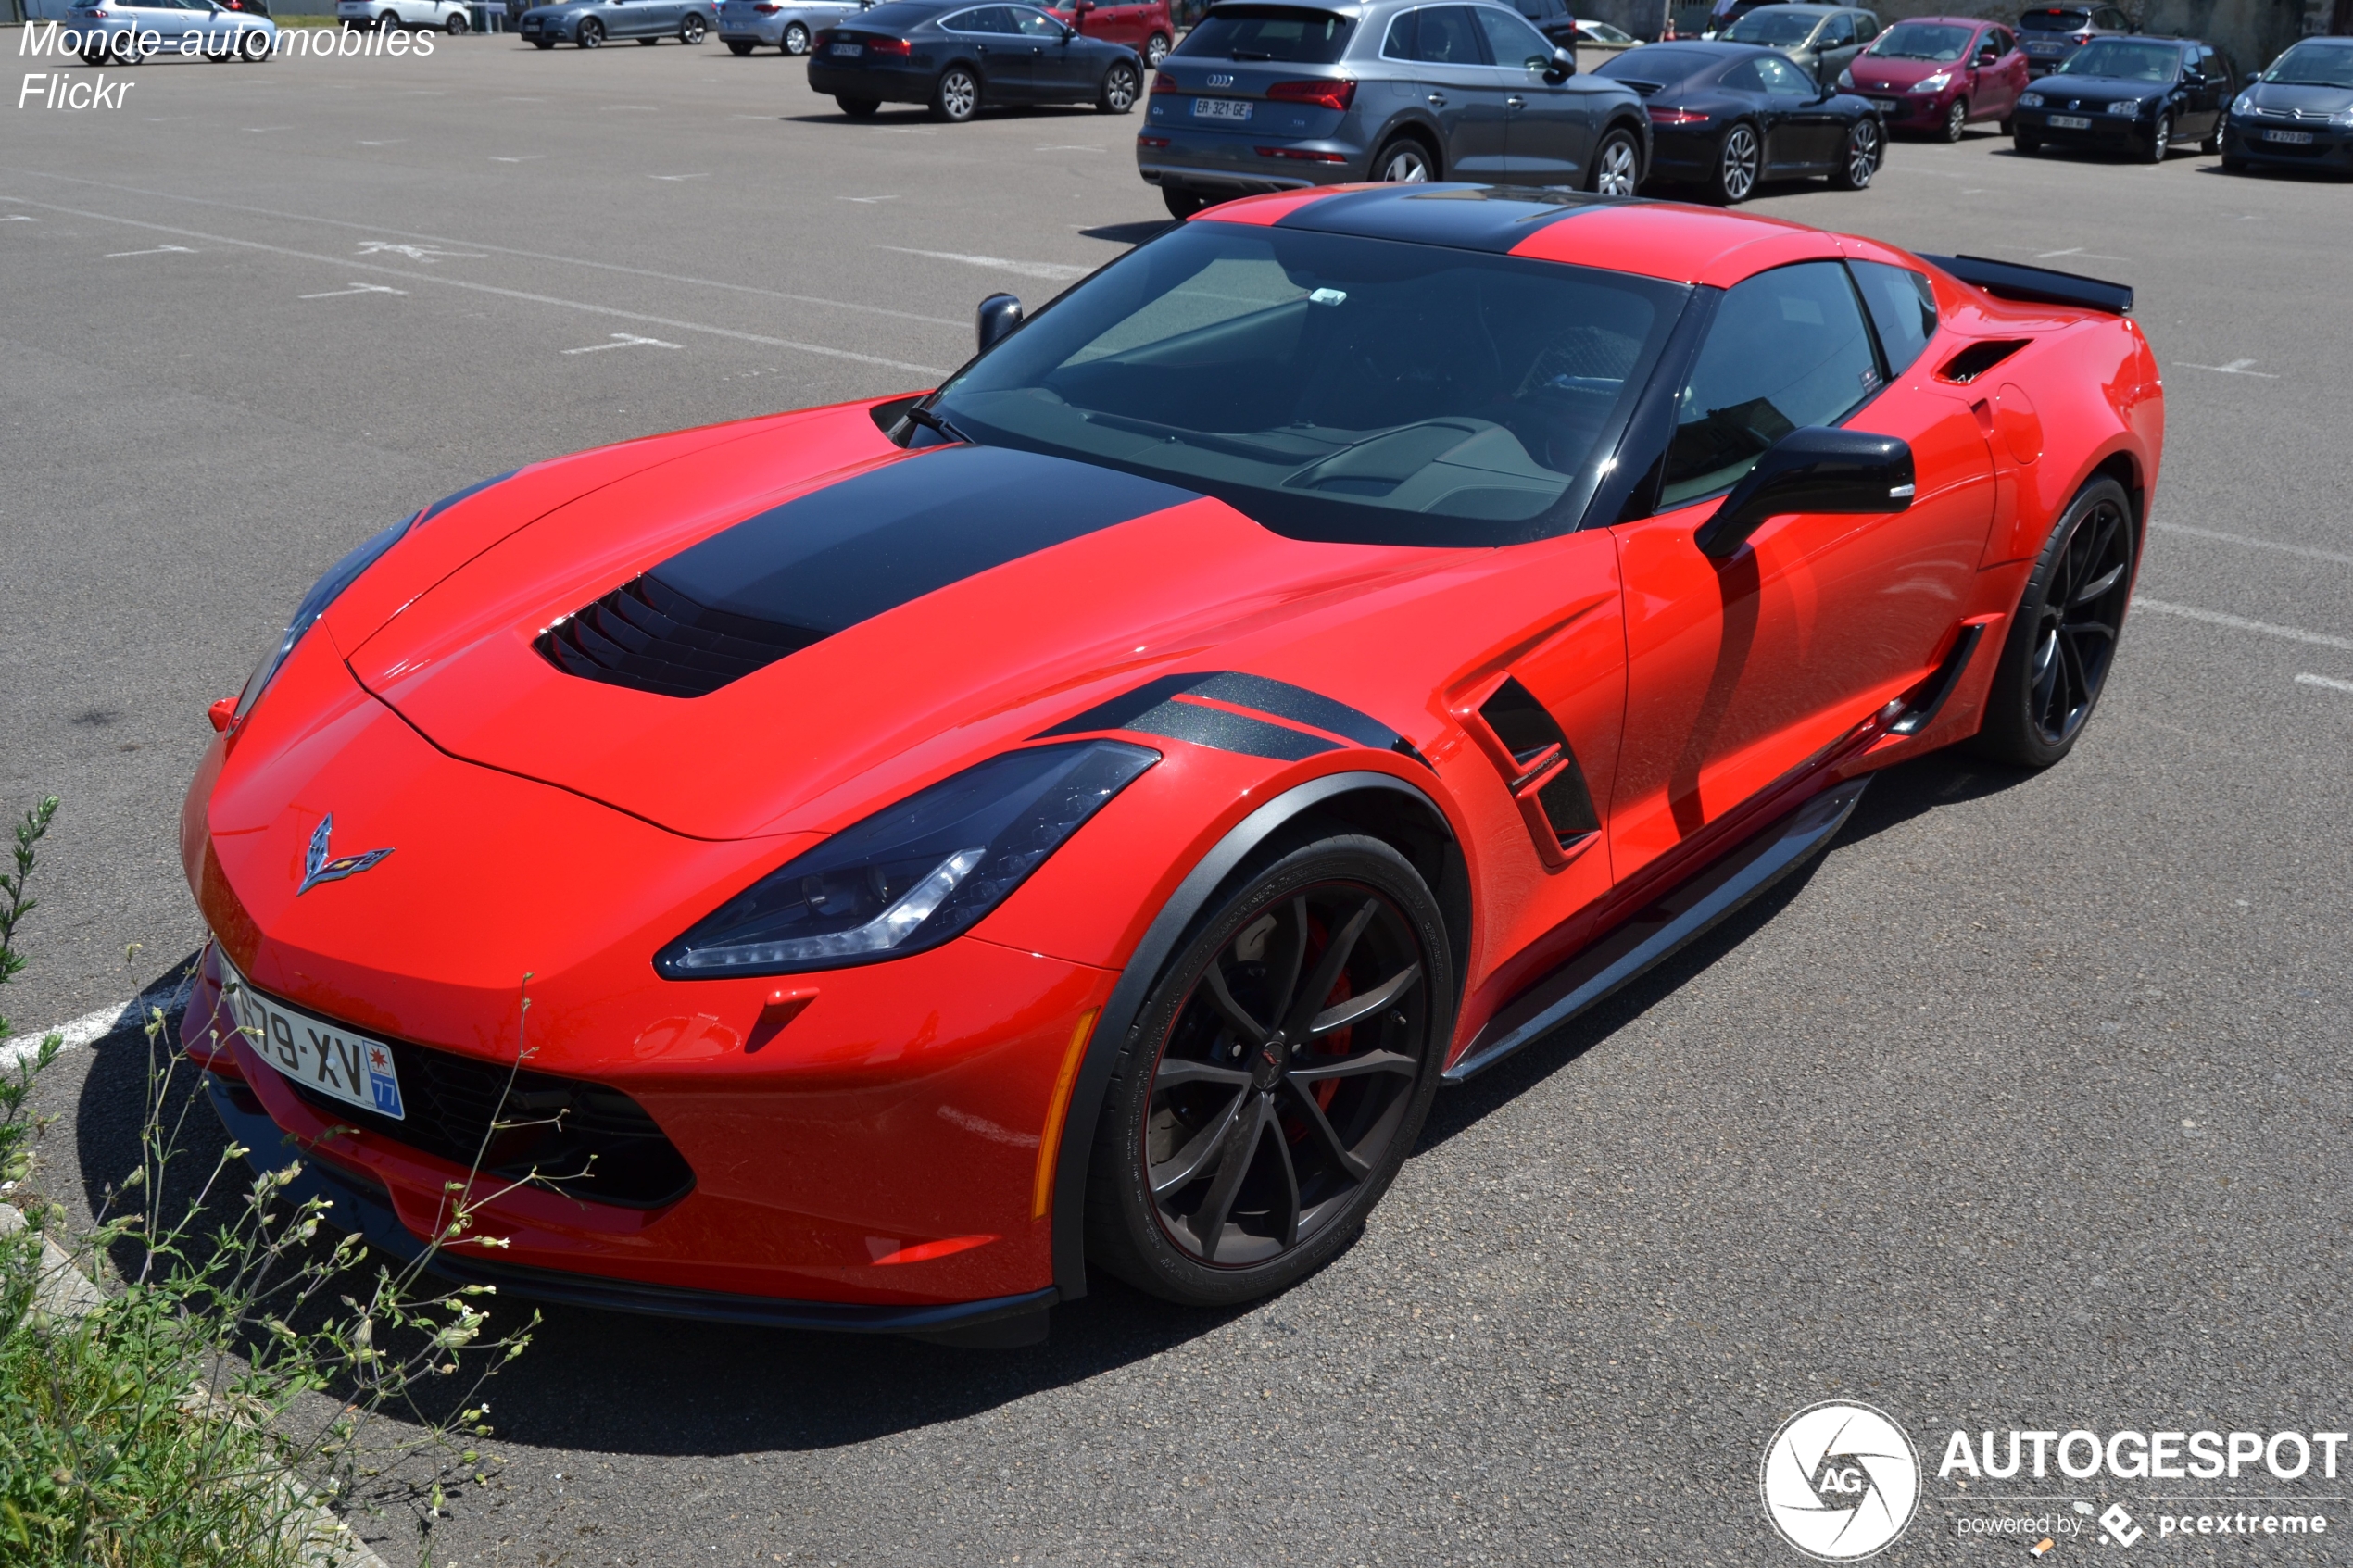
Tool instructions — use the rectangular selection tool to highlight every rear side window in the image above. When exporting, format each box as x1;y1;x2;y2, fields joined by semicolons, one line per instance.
1178;4;1352;62
1849;261;1938;379
1659;262;1881;508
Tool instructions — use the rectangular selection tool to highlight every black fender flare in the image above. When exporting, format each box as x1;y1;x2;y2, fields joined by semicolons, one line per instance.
1368;112;1447;171
1049;769;1457;1298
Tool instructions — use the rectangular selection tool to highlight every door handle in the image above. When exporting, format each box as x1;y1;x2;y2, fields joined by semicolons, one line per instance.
1427;93;1446;106
1506;94;1525;107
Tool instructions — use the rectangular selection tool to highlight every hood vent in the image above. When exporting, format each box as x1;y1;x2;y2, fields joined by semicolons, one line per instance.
537;574;822;699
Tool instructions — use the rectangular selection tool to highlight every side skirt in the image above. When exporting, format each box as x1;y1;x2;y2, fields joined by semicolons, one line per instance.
1441;776;1870;1083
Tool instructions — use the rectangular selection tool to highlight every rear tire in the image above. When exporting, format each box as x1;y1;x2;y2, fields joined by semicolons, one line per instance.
1371;132;1436;182
1709;120;1759;203
1097;57;1139;112
1972;476;2135;769
1586;124;1641;194
1082;834;1452;1308
1161;184;1206;219
782;19;807;52
837;94;879;116
238;25;271;56
930;63;979;121
1831;115;1881;188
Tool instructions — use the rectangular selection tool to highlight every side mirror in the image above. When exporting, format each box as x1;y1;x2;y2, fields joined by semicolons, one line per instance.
1545;44;1573;79
976;292;1024;352
1693;427;1914;559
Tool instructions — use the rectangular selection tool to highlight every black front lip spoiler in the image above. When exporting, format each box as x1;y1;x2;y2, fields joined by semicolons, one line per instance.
205;1078;1055;1344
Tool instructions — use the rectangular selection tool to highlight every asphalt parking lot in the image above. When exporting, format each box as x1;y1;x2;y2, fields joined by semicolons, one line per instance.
6;32;2352;1566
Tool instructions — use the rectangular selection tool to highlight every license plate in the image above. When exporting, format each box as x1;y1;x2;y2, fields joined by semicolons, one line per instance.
1193;96;1252;121
221;961;406;1121
1870;98;1899;112
2048;114;2091;129
829;40;861;54
2262;129;2314;144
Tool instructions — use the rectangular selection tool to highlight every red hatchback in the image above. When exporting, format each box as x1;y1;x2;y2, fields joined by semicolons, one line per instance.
1842;15;2028;140
1044;0;1173;67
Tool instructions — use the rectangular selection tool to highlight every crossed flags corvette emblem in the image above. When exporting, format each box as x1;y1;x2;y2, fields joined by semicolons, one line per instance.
296;814;394;896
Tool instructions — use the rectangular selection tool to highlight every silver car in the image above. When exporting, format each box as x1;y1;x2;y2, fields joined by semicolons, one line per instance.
717;0;855;54
1140;0;1651;219
67;0;277;58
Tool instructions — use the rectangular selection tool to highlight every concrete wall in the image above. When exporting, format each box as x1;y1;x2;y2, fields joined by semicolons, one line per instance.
1579;0;2307;71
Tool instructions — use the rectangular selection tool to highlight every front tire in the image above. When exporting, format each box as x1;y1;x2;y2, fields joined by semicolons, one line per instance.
1831;115;1881;188
1586;124;1641;194
1709;120;1760;203
1972;476;2135;768
1371;133;1436;182
2013;127;2040;154
532;34;554;45
1097;57;1139;113
575;16;600;44
238;26;271;56
930;63;978;121
677;12;704;42
1941;97;1967;142
782;19;808;52
2143;110;2169;162
725;36;751;52
1083;834;1453;1307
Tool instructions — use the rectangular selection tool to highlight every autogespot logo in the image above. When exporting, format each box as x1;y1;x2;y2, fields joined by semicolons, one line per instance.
1761;1401;1922;1561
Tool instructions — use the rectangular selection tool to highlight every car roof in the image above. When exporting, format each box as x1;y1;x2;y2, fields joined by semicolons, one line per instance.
1888;15;1994;25
1192;183;1878;291
1729;4;1858;15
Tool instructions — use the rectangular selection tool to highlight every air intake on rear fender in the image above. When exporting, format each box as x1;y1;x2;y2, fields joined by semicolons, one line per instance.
535;574;821;699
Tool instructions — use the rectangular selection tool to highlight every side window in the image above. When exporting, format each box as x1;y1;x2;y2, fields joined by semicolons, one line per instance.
1849;261;1938;379
1854;12;1877;43
1382;8;1416;57
1412;6;1490;64
1820;14;1855;48
1720;57;1765;92
1658;262;1881;509
1755;54;1813;94
1990;26;2012;53
1474;5;1551;69
1011;6;1063;34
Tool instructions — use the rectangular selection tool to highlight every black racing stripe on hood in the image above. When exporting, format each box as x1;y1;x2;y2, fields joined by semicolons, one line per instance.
1039;671;1428;767
1275;185;1629;254
537;445;1202;697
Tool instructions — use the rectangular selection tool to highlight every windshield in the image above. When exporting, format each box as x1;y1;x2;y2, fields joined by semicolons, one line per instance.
1870;21;1971;61
2262;41;2353;88
1725;10;1822;46
2059;38;2177;80
2019;7;2091;31
1174;6;1351;62
926;217;1687;546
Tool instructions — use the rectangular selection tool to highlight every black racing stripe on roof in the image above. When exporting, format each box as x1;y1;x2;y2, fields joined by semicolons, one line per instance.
1037;670;1428;768
1272;184;1632;254
1125;700;1342;762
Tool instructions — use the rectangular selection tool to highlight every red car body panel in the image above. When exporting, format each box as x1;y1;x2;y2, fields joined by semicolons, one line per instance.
183;186;2162;1323
1043;0;1170;55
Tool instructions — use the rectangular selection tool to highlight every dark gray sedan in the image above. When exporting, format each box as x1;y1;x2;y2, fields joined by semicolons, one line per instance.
519;0;717;46
1138;0;1652;219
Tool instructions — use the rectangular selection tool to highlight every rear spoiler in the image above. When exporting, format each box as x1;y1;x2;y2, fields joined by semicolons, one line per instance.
1918;253;2133;316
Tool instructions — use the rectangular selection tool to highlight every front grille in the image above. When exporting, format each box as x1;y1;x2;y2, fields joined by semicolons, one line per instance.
536;572;818;698
286;1031;696;1210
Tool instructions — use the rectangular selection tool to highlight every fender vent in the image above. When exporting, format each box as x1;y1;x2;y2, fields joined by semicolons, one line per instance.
1458;676;1599;869
1936;338;2032;385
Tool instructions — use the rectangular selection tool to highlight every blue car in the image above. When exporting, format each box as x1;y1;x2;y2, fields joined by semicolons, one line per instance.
519;0;717;47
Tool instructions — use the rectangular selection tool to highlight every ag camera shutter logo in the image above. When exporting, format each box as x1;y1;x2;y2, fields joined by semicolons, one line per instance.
1761;1401;1921;1560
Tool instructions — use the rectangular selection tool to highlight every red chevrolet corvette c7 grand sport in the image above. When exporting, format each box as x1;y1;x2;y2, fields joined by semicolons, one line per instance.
181;186;2161;1345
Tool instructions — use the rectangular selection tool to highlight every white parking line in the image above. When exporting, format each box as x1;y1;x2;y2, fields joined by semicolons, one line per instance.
648;172;711;181
0;971;195;1073
563;332;681;354
2151;521;2353;569
489;155;545;162
5;171;964;329
2035;245;2130;261
2178;358;2279;378
298;282;407;298
2296;672;2353;695
1;214;35;221
880;245;1089;281
2133;597;2353;652
357;240;484;261
1035;144;1103;153
0;194;953;375
839;194;901;203
103;244;195;257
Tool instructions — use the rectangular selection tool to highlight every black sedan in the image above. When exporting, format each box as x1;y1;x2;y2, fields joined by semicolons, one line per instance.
2220;34;2353;176
2011;35;2233;161
1593;42;1884;203
808;0;1144;122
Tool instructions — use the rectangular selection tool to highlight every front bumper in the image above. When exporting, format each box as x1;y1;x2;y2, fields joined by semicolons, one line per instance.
1856;90;1962;131
2222;117;2353;169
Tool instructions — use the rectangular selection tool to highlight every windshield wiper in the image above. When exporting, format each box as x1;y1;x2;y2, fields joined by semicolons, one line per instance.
1229;49;1272;59
900;402;973;445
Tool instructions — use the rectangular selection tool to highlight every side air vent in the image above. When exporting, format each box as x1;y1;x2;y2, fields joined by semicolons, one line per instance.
1456;676;1600;870
1937;339;2032;385
535;574;820;699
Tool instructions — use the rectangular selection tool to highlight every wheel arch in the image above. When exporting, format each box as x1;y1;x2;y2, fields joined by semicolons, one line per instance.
1048;769;1467;1298
1600;111;1651;181
1371;116;1445;174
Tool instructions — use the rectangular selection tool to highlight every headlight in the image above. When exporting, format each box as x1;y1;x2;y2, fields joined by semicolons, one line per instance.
656;740;1159;978
2338;106;2353;127
2019;91;2044;107
229;470;516;726
1918;70;1951;92
2232;92;2253;115
2107;97;2140;116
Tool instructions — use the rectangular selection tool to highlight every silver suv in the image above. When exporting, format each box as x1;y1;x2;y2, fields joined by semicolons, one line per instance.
1139;0;1652;218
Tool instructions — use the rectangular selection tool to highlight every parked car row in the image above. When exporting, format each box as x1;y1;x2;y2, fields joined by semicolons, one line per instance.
808;0;1149;121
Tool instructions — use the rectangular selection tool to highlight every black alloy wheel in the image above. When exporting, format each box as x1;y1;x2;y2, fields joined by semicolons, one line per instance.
1372;134;1436;182
2144;110;2169;162
1711;121;1760;203
782;19;808;52
1098;58;1139;113
1974;476;2135;767
837;93;879;115
678;12;704;42
1942;98;1967;142
1831;116;1881;188
1587;126;1641;194
446;8;468;30
1086;834;1451;1307
576;16;601;44
932;63;979;121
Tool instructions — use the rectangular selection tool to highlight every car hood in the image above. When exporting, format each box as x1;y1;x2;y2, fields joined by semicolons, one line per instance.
2036;72;2171;100
1849;56;1964;89
2241;82;2353;113
343;436;1440;842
